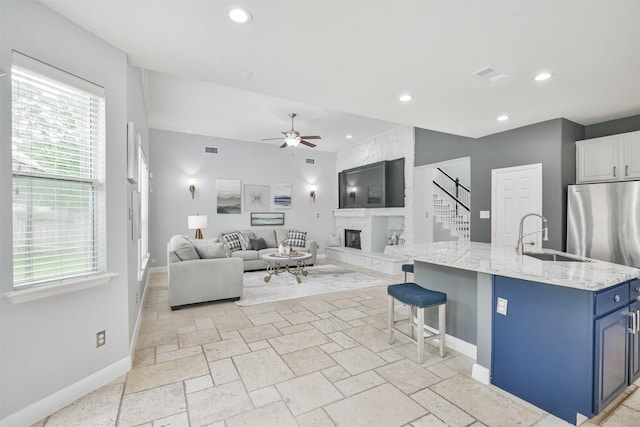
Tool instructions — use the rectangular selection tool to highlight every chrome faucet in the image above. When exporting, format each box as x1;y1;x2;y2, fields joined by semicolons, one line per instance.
516;213;549;255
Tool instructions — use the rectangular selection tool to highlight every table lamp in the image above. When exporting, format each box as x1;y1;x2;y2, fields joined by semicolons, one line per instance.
188;215;208;239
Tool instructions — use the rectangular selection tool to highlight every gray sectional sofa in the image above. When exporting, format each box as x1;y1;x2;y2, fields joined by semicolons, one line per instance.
166;228;316;309
218;228;317;271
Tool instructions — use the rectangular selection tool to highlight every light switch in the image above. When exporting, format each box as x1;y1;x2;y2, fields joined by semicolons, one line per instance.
480;210;490;219
497;297;508;315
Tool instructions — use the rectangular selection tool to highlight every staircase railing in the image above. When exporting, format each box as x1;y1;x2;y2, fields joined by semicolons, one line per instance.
433;168;470;242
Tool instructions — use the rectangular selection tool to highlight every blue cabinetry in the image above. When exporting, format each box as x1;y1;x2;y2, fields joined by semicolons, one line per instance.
492;276;640;424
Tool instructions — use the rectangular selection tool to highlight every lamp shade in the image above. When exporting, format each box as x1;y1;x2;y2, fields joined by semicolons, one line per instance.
188;215;208;229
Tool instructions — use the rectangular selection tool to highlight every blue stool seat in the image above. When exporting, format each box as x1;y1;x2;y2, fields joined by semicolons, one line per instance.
387;282;447;362
388;282;446;308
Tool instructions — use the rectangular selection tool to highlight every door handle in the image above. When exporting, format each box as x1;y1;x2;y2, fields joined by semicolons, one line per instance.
625;311;637;334
626;165;629;177
613;166;617;177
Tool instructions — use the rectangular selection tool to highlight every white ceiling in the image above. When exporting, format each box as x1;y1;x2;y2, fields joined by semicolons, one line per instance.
41;0;640;152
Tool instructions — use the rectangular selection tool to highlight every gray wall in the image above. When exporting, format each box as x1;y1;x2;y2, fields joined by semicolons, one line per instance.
149;129;337;267
584;114;640;139
0;1;144;421
416;119;583;250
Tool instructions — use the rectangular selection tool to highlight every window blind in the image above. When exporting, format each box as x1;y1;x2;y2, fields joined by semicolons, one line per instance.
11;52;106;289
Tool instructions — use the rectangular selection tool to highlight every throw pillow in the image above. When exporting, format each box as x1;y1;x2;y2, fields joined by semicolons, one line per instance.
252;229;277;248
327;234;342;247
287;229;307;248
238;231;254;250
250;237;268;251
169;235;200;261
222;232;243;252
192;239;228;259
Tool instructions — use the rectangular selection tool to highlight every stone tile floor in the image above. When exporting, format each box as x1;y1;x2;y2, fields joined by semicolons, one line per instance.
35;260;640;426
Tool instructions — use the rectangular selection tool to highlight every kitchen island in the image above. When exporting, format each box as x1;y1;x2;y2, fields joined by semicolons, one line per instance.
385;241;640;424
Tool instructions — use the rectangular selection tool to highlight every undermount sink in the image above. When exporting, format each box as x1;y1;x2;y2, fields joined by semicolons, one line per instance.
524;252;590;262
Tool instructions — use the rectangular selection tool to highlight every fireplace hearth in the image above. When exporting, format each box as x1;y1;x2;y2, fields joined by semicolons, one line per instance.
345;229;362;250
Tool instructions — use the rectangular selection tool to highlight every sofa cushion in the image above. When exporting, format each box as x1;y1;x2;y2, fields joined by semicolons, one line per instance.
275;228;288;245
222;232;243;252
193;239;227;259
238;231;254;250
170;235;200;261
231;250;259;261
252;229;277;248
287;229;307;248
250;237;268;251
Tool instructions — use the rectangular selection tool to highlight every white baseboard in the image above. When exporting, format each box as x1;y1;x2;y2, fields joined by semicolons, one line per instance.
423;324;477;360
472;363;491;384
0;356;131;427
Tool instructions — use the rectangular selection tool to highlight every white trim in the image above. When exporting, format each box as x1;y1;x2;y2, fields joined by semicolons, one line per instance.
423;323;477;360
0;356;131;427
4;273;118;304
472;363;491;384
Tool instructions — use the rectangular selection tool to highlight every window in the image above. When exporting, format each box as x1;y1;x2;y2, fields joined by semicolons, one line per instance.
11;52;106;290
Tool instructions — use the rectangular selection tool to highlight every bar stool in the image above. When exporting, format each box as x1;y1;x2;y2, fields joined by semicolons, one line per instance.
388;267;447;363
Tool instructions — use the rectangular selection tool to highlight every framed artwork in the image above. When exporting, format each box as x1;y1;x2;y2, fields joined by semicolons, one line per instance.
251;212;285;226
217;179;241;214
126;122;139;184
273;183;291;209
131;190;141;240
244;184;270;211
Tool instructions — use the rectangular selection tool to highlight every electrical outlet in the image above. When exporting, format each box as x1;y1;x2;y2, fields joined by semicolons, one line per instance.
496;298;508;316
96;330;106;347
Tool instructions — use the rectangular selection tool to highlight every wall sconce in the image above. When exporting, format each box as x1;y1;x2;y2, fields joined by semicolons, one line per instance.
188;178;196;199
349;187;357;200
188;214;208;239
309;184;317;202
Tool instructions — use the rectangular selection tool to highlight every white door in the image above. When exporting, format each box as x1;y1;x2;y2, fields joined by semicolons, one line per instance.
491;164;543;250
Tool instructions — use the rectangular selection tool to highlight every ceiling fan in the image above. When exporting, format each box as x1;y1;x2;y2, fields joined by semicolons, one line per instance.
261;113;321;148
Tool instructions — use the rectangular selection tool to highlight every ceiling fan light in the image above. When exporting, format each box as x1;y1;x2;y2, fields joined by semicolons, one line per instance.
285;136;300;146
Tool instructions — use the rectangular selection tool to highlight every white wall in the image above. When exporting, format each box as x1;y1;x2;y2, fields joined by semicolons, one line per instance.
149;129;338;267
0;1;141;423
336;125;415;245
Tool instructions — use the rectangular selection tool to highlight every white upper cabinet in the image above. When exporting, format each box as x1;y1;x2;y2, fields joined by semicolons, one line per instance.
576;130;640;183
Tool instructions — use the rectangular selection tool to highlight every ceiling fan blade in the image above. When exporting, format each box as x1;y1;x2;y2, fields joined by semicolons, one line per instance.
300;135;321;140
261;137;283;141
300;140;317;148
280;142;288;148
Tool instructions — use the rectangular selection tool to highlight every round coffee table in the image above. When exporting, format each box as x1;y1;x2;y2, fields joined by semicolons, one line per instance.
262;252;312;283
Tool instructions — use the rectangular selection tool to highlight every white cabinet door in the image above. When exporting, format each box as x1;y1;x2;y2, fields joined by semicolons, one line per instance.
622;131;640;179
577;137;619;183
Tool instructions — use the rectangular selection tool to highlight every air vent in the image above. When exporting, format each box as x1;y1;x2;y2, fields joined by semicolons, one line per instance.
306;158;315;164
473;66;508;82
205;147;218;154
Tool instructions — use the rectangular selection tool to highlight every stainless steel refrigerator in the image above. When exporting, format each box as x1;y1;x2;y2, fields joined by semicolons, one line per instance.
567;181;640;268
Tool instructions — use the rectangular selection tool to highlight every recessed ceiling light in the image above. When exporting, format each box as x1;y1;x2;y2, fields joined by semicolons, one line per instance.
534;72;552;81
346;134;353;139
228;8;252;24
497;115;509;121
399;94;413;102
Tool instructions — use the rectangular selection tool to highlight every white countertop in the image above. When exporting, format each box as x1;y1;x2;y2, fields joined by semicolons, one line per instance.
385;241;640;291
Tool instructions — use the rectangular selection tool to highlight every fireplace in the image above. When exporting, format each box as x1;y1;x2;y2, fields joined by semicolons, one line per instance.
345;229;362;250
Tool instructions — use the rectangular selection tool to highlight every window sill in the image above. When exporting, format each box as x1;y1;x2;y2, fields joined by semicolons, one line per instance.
4;273;119;304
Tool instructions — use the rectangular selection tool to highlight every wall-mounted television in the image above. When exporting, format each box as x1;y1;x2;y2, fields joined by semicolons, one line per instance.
338;158;404;208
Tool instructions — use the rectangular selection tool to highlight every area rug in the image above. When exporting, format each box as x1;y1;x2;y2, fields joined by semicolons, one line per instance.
236;264;388;306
